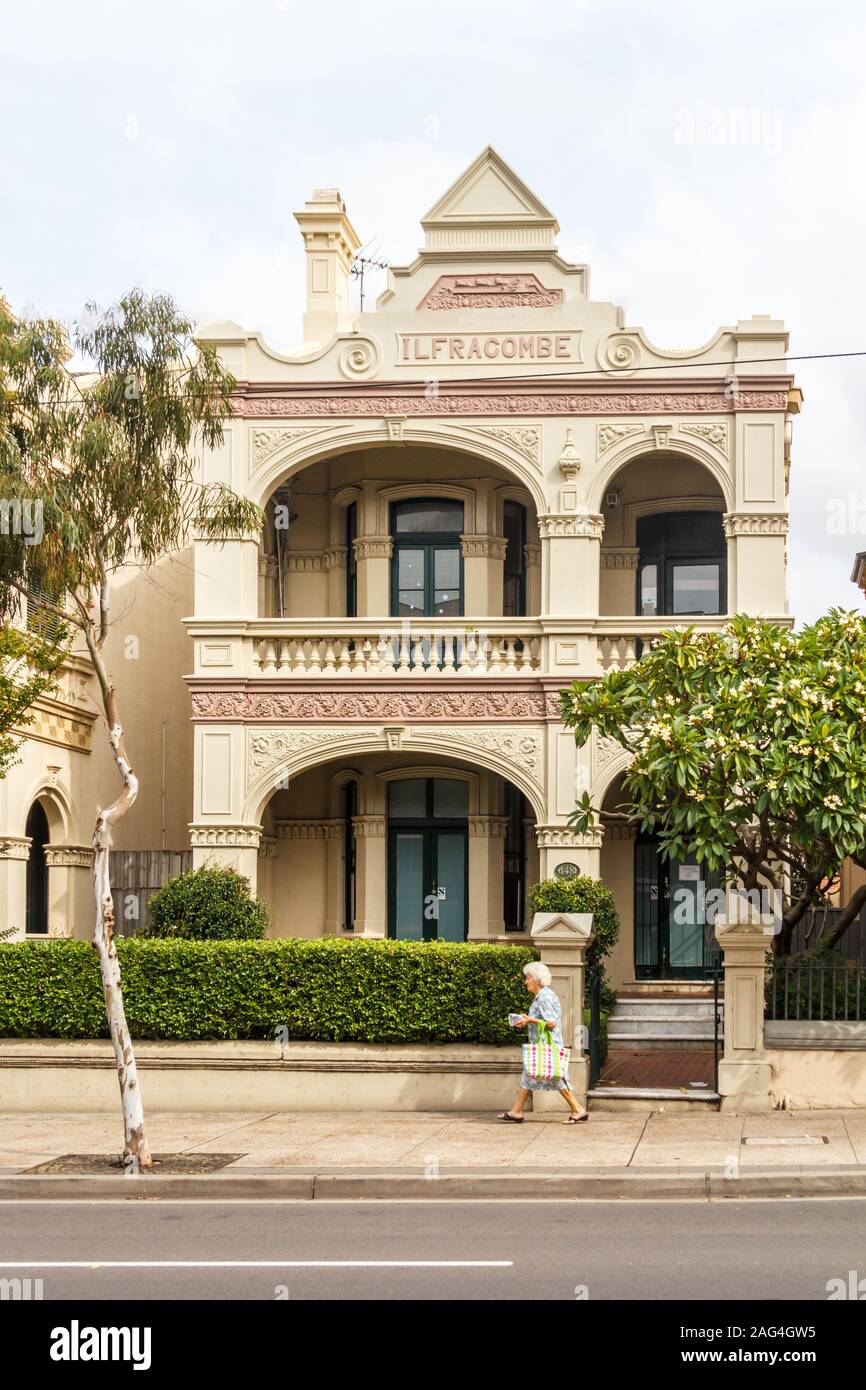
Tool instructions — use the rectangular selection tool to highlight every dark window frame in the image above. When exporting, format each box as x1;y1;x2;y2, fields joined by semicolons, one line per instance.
389;498;464;620
503;500;527;618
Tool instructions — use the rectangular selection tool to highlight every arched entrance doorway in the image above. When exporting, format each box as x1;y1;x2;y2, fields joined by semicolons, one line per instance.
25;801;49;936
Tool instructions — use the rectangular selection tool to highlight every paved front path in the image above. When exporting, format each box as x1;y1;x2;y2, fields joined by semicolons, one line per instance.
2;1107;865;1172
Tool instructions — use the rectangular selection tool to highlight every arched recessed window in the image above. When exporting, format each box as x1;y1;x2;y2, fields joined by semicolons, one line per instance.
25;801;49;936
637;511;726;617
390;500;464;618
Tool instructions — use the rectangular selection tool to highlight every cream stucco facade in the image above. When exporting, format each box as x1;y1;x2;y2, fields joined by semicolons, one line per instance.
2;148;800;987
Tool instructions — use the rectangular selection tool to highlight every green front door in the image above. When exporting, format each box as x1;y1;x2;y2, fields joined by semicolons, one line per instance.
388;778;468;941
635;838;722;979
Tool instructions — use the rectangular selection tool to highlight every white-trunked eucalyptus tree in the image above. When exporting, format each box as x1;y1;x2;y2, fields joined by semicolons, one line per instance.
0;291;262;1169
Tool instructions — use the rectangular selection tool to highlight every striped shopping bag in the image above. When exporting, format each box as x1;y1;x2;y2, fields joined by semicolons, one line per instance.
522;1021;570;1082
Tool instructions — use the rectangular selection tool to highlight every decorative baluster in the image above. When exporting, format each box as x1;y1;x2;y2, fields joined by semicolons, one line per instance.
503;638;518;673
517;638;533;672
411;632;427;675
253;640;264;672
441;633;456;674
354;640;369;674
336;640;352;675
260;641;277;674
307;639;323;676
278;640;292;673
625;636;638;666
289;639;305;675
488;636;503;674
396;632;411;674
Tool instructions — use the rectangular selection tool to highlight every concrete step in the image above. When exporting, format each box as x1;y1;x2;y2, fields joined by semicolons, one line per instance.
608;1036;719;1051
588;1086;721;1112
610;1018;719;1039
609;1002;723;1022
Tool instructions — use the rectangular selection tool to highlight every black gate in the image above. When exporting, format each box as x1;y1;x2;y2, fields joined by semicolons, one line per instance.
586;965;602;1090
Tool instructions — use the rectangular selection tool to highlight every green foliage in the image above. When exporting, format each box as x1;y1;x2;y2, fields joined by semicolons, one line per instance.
0;938;538;1044
0;624;66;778
559;611;866;953
528;876;620;970
142;866;269;940
765;958;866;1022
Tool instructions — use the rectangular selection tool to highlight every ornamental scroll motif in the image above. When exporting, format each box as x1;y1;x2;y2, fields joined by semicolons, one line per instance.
468;425;542;467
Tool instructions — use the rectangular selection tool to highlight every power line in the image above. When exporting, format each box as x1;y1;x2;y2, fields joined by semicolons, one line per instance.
7;347;865;407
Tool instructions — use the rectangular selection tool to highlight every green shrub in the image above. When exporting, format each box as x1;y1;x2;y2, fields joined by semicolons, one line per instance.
143;866;268;940
0;938;537;1044
529;876;620;1010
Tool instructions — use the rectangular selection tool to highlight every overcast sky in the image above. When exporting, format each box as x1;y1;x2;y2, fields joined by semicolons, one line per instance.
2;0;864;622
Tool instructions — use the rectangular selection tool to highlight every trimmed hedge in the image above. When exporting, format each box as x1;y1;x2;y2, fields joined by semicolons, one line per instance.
0;938;537;1044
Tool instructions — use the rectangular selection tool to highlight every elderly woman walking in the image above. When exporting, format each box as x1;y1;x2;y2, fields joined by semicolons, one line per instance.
498;962;589;1124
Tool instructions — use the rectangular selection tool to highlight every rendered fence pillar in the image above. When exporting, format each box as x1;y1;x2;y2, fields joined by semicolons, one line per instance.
714;919;774;1112
530;911;595;1109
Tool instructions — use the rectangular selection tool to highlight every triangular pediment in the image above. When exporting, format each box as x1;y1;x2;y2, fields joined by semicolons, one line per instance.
530;911;594;938
421;146;558;248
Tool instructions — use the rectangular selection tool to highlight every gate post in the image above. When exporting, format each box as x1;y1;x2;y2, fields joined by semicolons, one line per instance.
530;912;595;1111
714;918;774;1112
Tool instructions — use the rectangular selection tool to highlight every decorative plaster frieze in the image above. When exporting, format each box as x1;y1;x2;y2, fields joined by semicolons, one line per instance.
538;513;604;539
536;826;604;849
469;425;541;467
593;730;630;772
443;727;544;785
418;274;562;311
352;815;386;838
353;537;394;560
680;421;729;451
723;512;788;537
460;533;508;560
276;820;342;841
198;689;551;723
247;729;363;786
598;423;644;454
523;543;541;567
258;554;278;579
258;836;278;858
602;822;638;840
189;825;262;849
230;387;790;419
468;816;509;838
0;837;31;860
600;547;640;570
44;846;93;869
284;552;326;572
251;427;324;470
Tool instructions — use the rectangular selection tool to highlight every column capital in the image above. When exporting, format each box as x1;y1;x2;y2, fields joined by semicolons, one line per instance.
723;512;788;537
536;825;603;849
352;814;386;838
0;836;31;860
189;823;262;849
324;545;348;570
600;547;640;570
354;537;393;561
468;815;509;838
538;513;604;540
460;534;508;560
44;845;93;869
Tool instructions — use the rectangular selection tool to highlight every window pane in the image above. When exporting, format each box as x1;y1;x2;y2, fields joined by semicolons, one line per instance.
671;563;720;615
398;590;425;616
640;563;658;616
393;501;464;534
397;549;424;589
433;779;468;819
389;779;427;818
433;548;459;590
394;834;425;940
434;592;460;617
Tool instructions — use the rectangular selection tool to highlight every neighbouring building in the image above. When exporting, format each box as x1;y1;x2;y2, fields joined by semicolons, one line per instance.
1;147;801;990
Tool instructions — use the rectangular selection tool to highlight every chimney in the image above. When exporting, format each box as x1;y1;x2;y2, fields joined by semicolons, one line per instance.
294;188;362;345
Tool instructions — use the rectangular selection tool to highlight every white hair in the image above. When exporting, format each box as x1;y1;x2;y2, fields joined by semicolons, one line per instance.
523;962;552;988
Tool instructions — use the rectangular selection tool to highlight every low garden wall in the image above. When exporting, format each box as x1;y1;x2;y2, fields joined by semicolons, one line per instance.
765;1020;866;1109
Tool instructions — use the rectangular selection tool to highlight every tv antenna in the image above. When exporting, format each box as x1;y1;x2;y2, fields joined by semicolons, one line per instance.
350;241;389;311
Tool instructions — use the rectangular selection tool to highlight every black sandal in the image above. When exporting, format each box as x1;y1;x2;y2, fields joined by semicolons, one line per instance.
565;1111;589;1123
497;1111;525;1123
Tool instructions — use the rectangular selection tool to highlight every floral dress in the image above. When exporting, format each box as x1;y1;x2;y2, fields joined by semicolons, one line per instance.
520;986;571;1092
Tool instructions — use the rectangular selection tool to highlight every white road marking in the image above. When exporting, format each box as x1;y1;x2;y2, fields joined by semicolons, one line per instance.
0;1259;513;1269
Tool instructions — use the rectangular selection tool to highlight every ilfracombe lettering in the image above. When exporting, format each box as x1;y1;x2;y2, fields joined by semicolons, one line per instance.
399;332;579;363
49;1321;152;1371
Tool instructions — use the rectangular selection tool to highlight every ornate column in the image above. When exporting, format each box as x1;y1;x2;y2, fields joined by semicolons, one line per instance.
44;845;93;939
524;542;541;615
324;545;348;617
0;837;31;939
189;824;263;893
354;537;393;618
536;825;603;881
714;918;774;1112
467;815;508;938
723;513;788;615
352;814;387;937
460;535;507;616
530;910;595;1108
539;513;604;617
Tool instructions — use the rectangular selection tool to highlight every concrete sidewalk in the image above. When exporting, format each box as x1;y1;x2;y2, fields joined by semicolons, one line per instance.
2;1107;866;1199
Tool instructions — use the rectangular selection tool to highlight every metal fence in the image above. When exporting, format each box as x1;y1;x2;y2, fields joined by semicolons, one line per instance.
109;850;191;936
765;958;866;1023
789;906;866;966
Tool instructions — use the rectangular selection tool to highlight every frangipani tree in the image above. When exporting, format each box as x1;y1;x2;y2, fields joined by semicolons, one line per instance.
561;612;866;957
0;290;262;1167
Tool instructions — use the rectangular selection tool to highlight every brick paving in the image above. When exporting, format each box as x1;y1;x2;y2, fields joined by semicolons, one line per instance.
598;1048;715;1090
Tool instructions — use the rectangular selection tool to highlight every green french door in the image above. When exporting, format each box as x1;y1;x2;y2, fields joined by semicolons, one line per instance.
635;838;723;979
388;778;468;941
390;499;464;619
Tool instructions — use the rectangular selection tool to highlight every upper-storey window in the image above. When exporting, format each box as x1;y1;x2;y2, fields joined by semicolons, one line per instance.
503;500;527;618
391;500;464;618
637;511;726;617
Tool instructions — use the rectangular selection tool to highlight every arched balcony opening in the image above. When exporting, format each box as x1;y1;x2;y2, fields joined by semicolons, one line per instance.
255;752;538;941
598;450;728;621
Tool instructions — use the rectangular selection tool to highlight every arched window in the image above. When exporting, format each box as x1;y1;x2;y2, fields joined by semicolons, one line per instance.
25;801;49;936
390;499;464;618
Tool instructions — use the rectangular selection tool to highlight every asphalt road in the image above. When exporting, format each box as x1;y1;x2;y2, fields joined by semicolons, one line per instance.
1;1198;865;1301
